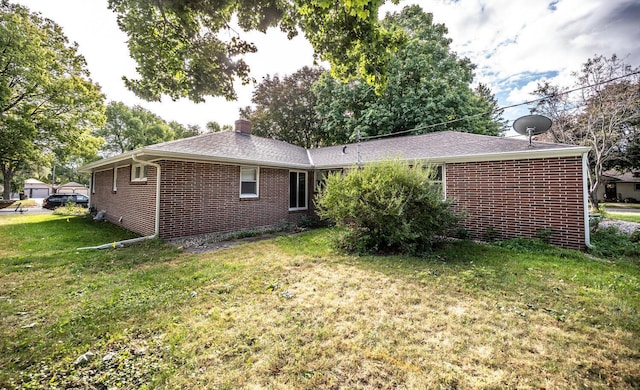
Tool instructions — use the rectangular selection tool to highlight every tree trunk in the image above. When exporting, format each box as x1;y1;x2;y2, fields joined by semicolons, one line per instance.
1;164;15;200
589;189;599;210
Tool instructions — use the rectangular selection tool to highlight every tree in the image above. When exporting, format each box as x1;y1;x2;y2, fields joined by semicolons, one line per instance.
205;121;232;133
532;54;640;207
170;121;202;138
475;83;508;132
107;0;404;102
94;101;203;156
313;5;503;144
240;66;329;148
0;1;105;199
316;159;459;255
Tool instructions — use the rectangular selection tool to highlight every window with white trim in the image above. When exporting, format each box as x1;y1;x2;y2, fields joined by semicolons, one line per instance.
289;171;308;210
131;164;148;182
112;167;118;191
432;165;445;199
635;183;640;191
240;167;259;198
418;164;445;198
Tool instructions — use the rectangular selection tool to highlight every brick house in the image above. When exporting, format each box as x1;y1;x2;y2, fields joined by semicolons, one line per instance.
80;120;592;250
597;170;640;203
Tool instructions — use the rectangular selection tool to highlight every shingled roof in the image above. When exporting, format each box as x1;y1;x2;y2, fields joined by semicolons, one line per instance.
308;131;587;168
80;129;588;172
147;131;310;167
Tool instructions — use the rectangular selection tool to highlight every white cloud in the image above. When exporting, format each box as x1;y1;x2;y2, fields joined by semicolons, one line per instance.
15;0;640;129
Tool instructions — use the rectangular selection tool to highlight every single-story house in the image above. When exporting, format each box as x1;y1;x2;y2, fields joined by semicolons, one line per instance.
57;181;89;196
80;120;592;250
24;178;53;198
597;170;640;203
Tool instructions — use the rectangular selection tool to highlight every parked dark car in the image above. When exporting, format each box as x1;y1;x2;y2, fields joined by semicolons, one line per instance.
42;194;89;210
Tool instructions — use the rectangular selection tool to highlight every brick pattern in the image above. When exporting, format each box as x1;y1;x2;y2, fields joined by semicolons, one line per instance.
446;157;586;250
91;166;157;236
157;161;308;239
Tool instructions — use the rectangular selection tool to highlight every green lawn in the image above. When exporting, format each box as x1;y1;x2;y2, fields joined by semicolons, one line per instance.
607;212;640;224
603;202;640;210
1;214;639;389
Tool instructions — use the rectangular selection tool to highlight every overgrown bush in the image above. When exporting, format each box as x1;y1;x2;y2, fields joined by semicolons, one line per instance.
315;159;460;255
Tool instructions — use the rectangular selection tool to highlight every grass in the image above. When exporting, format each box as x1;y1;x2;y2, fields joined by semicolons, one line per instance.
602;202;640;210
607;212;640;224
1;215;639;389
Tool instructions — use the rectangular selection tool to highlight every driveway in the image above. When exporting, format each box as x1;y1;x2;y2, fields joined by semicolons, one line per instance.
0;200;52;217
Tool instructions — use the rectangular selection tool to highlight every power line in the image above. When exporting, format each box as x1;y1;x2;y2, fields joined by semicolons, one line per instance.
360;69;640;141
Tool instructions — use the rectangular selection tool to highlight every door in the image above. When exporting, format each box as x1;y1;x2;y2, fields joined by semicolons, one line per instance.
604;183;617;201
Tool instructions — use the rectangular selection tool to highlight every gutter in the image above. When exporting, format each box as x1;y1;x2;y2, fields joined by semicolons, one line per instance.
77;154;162;250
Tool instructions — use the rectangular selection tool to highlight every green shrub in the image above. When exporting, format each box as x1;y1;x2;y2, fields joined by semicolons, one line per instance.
536;228;553;244
315;159;460;255
485;226;501;242
52;203;89;216
590;226;640;261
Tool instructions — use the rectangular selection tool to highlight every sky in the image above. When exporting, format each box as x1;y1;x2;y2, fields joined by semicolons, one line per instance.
15;0;640;133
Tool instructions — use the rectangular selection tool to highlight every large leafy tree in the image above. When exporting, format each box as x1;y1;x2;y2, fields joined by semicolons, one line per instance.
313;5;503;144
94;101;201;156
532;54;640;207
240;66;328;148
107;0;404;102
0;1;105;199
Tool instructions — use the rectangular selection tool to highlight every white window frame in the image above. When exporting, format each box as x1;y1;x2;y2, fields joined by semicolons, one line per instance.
240;166;259;198
131;163;148;182
435;165;446;200
289;170;308;211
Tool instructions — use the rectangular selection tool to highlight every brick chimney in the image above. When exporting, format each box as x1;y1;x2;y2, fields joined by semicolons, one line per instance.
235;119;251;135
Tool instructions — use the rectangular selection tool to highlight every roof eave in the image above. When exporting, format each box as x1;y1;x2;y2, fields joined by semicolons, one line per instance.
78;149;145;172
312;146;591;169
79;149;313;172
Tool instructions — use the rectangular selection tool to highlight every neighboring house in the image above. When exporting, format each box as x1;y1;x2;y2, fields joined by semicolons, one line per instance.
24;178;53;198
597;170;640;203
57;182;89;196
80;120;592;250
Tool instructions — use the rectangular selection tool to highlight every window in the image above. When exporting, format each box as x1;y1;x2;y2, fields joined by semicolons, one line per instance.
314;169;343;192
112;167;118;191
289;171;307;210
635;183;640;191
240;167;259;198
131;164;147;182
423;165;445;199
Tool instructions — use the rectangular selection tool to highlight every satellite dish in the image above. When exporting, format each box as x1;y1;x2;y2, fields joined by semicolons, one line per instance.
513;115;552;146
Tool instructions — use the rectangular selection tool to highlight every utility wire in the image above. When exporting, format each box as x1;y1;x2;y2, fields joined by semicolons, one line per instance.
359;70;640;141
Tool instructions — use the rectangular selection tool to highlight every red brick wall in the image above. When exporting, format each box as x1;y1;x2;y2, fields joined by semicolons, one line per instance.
446;157;586;250
91;166;157;236
157;161;308;239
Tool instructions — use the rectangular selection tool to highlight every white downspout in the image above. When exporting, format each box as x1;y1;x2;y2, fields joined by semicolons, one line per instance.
77;155;161;250
582;152;593;249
